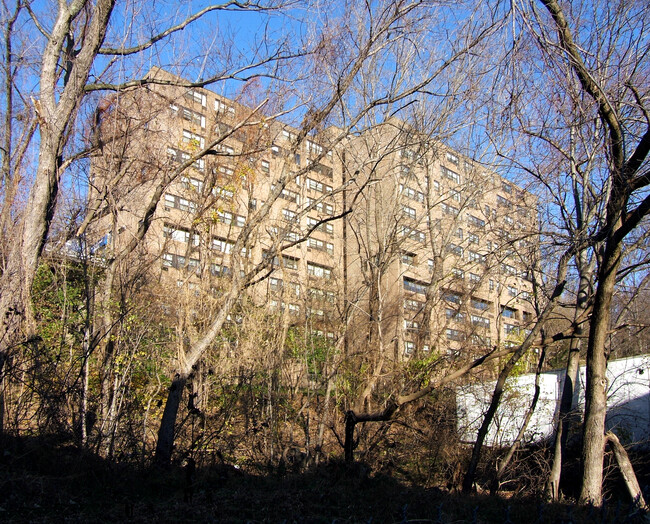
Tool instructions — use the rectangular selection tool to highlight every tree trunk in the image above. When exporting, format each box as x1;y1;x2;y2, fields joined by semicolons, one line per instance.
462;252;569;493
0;0;116;436
491;346;545;495
344;410;356;463
343;402;397;464
153;271;243;464
547;235;594;499
80;337;90;448
546;336;581;500
606;431;648;513
579;241;621;505
316;371;334;457
462;347;527;493
155;374;188;465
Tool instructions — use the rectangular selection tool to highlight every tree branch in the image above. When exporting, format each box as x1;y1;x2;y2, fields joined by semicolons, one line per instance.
98;2;268;56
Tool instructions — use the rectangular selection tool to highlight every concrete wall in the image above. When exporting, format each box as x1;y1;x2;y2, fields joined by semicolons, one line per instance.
457;354;650;446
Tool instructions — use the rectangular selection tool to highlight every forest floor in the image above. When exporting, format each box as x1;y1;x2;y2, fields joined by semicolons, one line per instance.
0;435;648;523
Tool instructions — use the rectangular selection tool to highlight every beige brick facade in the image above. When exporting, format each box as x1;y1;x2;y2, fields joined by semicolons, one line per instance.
90;68;537;361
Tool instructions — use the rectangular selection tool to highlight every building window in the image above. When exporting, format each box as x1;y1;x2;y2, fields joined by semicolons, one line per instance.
401;149;415;161
306;177;332;193
282;129;297;141
404;298;423;311
273;185;299;204
469;272;480;284
269;299;283;311
164;224;199;246
502;306;517;319
217;165;234;177
471;298;490;311
404;341;415;355
502;181;513;194
441;202;459;216
452;268;465;280
306;139;323;156
468;250;486;264
446;308;464;321
308;217;334;235
214;99;236;117
400;184;425;202
446;152;459;165
213;185;235;200
468;215;485;228
306;197;334;216
210;263;230;277
404;319;420;331
217;210;245;227
307;262;332;279
446;328;463;341
471;334;491;347
212;237;234;254
508;285;518;297
308;237;334;254
403;205;416;220
404;277;427;295
213;143;235;155
401;226;425;243
282;208;298;222
171;104;206;128
164;193;197;213
308;307;325;319
185;89;206;107
504;323;519;336
311;162;333;179
168;147;204;170
401;252;416;266
263;251;299;270
182;129;205;149
261;160;270;174
162;252;200;272
447;243;463;257
441;166;461;184
281;256;299;270
497;195;513;208
309;287;335;302
269;277;283;292
443;291;462;304
471;315;490;328
468;232;479;244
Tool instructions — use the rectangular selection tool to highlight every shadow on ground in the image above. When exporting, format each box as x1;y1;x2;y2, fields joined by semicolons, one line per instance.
0;434;647;523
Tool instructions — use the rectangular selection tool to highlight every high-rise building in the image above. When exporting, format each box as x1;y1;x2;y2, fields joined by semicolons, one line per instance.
89;68;537;361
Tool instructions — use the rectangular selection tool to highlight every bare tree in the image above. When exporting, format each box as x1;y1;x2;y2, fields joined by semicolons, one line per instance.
486;0;650;505
0;0;296;434
152;0;502;464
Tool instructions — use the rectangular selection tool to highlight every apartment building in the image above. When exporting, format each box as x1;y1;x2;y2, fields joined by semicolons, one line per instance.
342;123;537;361
89;68;537;360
